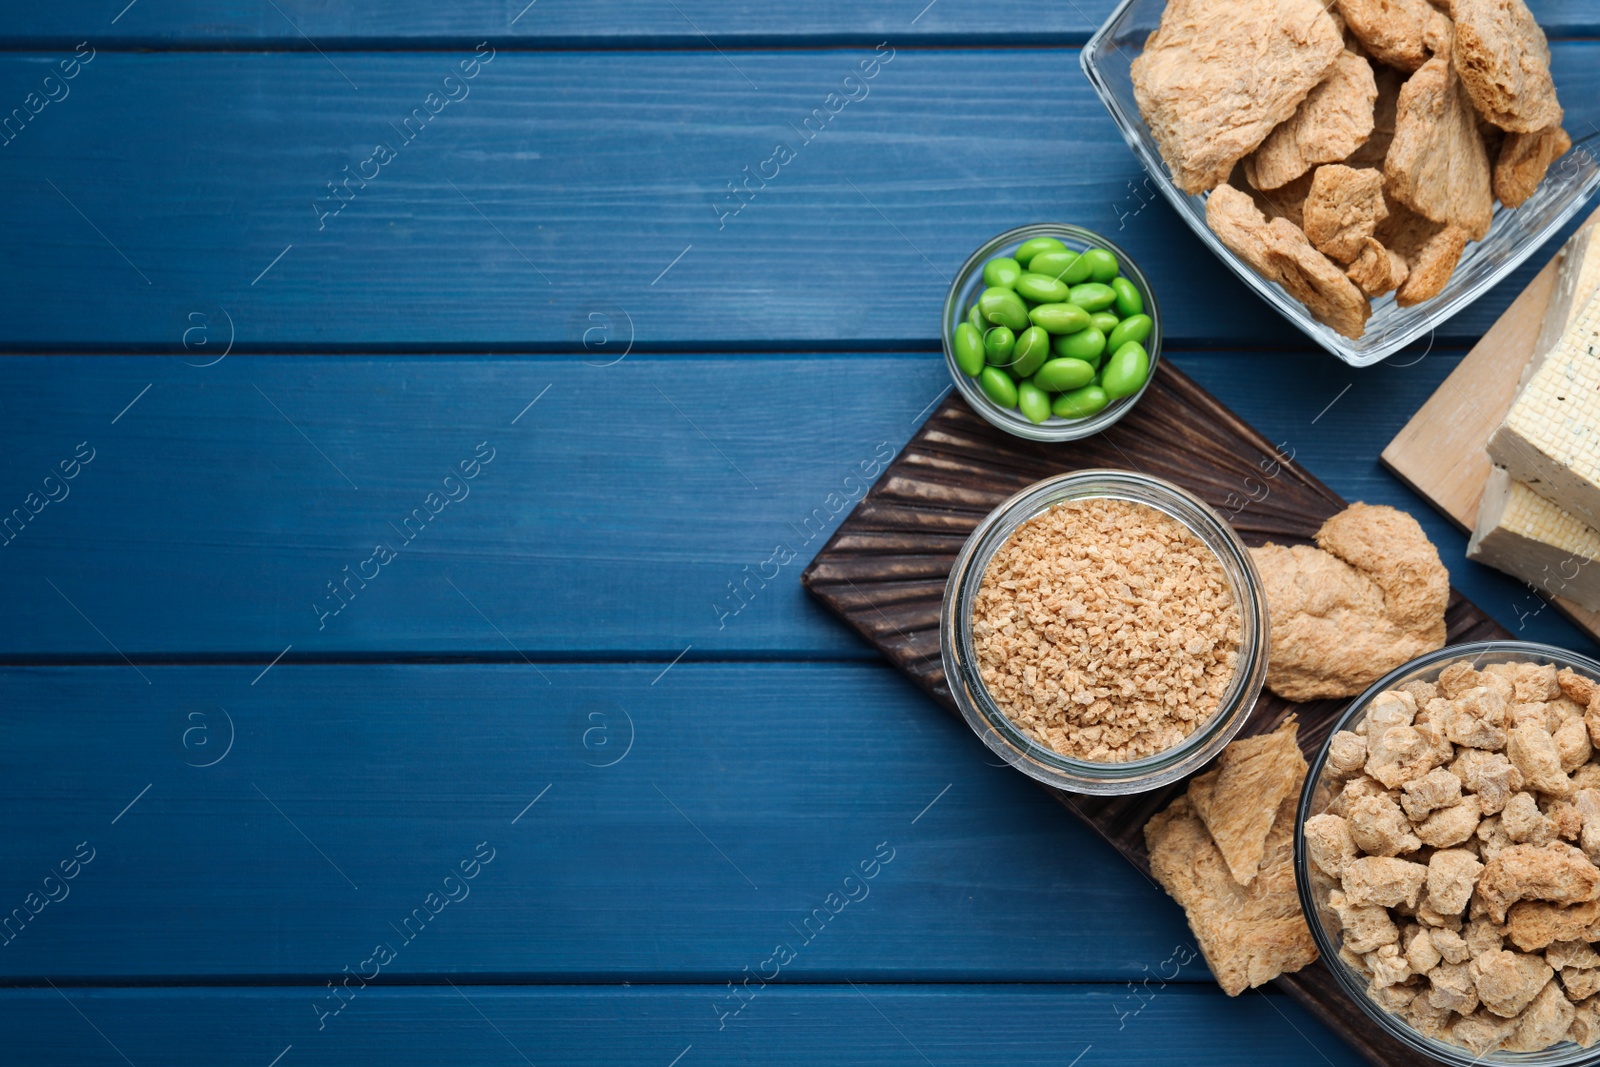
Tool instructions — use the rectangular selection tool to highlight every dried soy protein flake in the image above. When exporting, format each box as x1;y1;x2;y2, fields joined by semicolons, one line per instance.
971;497;1242;763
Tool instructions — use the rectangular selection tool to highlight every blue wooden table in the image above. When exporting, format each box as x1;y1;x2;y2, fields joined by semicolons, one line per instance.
4;5;1598;1065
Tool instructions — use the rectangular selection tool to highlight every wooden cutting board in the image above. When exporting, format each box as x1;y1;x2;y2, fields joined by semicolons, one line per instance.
800;363;1506;1067
1381;206;1600;642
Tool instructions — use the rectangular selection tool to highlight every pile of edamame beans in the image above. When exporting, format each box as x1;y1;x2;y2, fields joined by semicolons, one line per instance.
953;236;1153;424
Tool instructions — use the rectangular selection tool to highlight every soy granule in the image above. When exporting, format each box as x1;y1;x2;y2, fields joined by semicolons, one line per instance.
971;497;1242;762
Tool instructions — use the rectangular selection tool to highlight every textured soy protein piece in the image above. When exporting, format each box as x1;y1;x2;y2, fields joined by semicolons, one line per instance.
1452;0;1563;134
1246;52;1378;192
1131;0;1342;193
1250;503;1448;700
1145;720;1317;995
1385;54;1494;242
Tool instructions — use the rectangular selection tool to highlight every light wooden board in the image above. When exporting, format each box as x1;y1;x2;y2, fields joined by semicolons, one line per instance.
1381;206;1600;641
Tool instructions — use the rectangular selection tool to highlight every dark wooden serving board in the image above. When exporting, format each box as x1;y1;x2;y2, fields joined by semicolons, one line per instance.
800;362;1508;1067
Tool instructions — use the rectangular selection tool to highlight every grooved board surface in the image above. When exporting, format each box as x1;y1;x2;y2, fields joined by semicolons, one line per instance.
802;363;1508;1067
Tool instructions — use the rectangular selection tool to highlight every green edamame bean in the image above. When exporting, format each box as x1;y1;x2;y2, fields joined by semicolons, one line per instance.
1106;313;1152;353
978;366;1018;409
1051;385;1110;419
1053;326;1105;364
1067;282;1117;312
1081;248;1120;284
1032;357;1096;393
1011;326;1051;378
1102;341;1150;399
978;286;1030;332
1014;236;1068;265
1027;250;1080;282
953;322;985;377
983;325;1015;364
1089;312;1120;336
1015;273;1073;304
1110;276;1144;317
983;257;1022;289
1017;381;1051;424
967;302;985;332
1028;302;1090;335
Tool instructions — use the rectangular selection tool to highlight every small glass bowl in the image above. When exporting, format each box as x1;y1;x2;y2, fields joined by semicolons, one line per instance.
1296;640;1600;1066
1081;0;1600;367
940;469;1268;795
942;223;1162;442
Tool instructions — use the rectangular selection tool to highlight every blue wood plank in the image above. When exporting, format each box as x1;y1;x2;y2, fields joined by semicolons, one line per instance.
7;1;1107;48
0;355;937;658
8;0;1598;46
0;48;1594;350
0;662;1206;980
3;985;1366;1067
0;355;1591;659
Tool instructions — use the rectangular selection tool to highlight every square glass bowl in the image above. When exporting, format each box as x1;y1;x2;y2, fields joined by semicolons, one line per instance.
1081;0;1600;367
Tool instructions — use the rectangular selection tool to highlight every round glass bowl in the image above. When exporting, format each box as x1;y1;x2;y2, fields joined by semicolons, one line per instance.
940;469;1268;794
942;223;1162;442
1296;641;1600;1066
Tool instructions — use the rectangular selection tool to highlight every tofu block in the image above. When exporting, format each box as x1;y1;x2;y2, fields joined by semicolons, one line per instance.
1488;289;1600;527
1469;467;1600;610
1470;227;1600;599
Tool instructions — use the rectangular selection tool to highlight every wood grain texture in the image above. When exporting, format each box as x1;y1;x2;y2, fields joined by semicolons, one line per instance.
801;363;1509;1067
0;662;1213;980
1382;210;1600;642
1;985;1365;1067
10;0;1599;46
3;354;1590;660
0;47;1595;350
